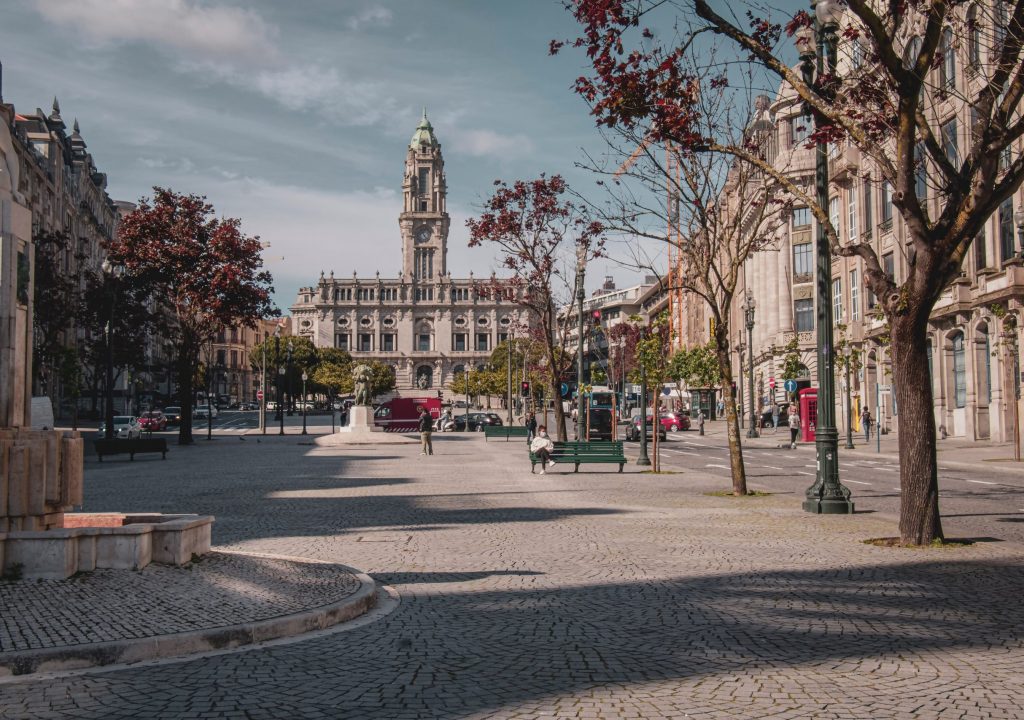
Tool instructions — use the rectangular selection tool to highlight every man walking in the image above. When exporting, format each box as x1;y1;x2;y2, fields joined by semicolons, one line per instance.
417;405;434;455
861;406;872;444
771;403;779;433
526;412;537;442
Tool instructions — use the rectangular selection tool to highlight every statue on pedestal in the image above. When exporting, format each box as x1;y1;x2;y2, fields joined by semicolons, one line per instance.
352;364;373;406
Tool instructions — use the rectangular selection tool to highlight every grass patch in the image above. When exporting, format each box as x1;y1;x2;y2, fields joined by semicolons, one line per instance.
703;490;773;497
863;537;975;549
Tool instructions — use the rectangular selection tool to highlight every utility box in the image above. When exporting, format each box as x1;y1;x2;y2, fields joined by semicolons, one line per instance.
799;388;817;442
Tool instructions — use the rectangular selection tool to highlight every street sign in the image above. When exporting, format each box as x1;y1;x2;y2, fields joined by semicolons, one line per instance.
878;384;892;392
256;390;264;401
768;377;776;390
560;382;570;397
661;387;671;396
784;379;797;393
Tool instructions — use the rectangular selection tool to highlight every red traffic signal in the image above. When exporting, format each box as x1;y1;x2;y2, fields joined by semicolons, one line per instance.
520;381;530;397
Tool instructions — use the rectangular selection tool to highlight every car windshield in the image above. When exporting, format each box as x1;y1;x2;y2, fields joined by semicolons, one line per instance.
165;407;180;413
113;416;132;424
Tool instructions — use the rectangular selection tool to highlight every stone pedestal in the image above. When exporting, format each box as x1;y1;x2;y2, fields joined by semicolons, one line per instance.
315;405;418;446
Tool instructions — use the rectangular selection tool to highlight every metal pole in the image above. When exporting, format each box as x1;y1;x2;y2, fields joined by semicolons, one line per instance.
876;376;881;454
206;344;213;441
844;352;854;449
507;333;513;425
576;261;585;442
801;7;852;513
301;373;308;435
737;345;744;428
746;302;758;438
286;340;294;416
1014;344;1021;462
104;321;115;441
637;330;651;466
260;340;266;435
464;368;470;431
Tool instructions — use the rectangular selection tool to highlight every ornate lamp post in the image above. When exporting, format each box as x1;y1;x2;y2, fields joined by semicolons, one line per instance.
274;327;285;435
736;343;745;428
744;291;758;438
843;344;855;449
637;326;651;467
575;244;587;441
464;366;470;430
796;0;853;513
285;339;294;416
301;371;308;435
101;259;124;441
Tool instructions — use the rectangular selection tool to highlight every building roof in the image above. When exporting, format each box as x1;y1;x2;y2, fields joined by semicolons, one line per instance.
409;108;438;149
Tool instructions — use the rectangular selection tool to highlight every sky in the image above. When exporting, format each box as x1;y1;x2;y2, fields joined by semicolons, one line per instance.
0;0;672;312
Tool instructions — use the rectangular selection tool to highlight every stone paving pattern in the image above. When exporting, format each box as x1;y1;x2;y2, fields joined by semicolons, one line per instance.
2;433;1023;719
0;552;360;652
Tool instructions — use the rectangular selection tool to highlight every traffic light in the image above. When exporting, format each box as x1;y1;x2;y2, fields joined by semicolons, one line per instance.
521;381;530;397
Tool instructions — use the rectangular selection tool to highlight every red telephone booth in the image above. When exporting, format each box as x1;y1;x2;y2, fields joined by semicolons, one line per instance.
799;388;818;443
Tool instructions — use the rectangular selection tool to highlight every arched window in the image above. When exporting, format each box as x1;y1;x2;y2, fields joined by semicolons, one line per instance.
967;5;981;69
952;332;966;408
939;28;955;90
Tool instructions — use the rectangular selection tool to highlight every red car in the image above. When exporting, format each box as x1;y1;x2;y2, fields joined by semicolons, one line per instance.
138;411;167;432
660;412;691;432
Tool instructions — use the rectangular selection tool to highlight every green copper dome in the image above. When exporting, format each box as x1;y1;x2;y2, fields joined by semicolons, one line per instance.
410;108;438;149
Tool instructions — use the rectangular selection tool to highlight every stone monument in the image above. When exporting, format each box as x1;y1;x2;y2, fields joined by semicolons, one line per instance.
315;364;416;446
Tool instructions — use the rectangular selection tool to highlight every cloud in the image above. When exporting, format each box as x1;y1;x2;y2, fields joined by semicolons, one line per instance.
452;129;536;158
31;0;279;65
346;6;393;31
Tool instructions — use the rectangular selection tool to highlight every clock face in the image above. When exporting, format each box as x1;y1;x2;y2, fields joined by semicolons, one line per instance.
415;227;431;244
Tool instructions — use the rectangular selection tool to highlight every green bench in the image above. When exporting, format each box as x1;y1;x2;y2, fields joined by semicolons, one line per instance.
530;440;626;473
484;426;530;441
95;438;169;462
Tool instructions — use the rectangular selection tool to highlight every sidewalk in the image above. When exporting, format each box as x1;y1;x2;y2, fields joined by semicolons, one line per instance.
700;419;1024;472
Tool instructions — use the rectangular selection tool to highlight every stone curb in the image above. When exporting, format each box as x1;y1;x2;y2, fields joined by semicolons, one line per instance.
0;553;378;677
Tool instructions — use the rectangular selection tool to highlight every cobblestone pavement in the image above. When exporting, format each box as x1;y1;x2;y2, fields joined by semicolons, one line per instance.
3;434;1023;719
0;552;361;653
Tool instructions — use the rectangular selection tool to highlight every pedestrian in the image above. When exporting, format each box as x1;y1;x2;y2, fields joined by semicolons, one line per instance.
861;406;872;443
530;425;556;474
526;412;537;442
789;406;801;449
716;399;724;418
417;405;433;455
771;403;779;432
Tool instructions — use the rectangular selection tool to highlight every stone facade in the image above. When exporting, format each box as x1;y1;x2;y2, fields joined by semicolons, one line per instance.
290;113;529;391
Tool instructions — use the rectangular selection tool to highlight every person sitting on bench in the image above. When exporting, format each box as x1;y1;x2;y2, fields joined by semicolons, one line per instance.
530;426;556;475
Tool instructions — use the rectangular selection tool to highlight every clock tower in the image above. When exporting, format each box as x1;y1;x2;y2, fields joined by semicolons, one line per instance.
399;109;449;281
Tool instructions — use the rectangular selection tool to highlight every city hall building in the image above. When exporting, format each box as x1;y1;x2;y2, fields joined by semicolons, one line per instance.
289;112;529;391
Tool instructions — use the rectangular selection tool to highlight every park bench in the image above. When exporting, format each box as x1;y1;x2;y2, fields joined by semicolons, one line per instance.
95;438;169;462
530;440;626;473
484;426;530;441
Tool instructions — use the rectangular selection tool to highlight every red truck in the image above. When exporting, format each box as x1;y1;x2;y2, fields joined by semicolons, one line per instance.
374;397;442;431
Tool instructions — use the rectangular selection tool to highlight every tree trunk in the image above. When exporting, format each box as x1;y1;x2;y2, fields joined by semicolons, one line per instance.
550;376;568;442
890;307;943;544
177;345;195;446
716;344;748;495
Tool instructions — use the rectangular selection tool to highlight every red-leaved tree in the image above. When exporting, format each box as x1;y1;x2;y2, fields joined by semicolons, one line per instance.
109;188;277;444
467;176;605;441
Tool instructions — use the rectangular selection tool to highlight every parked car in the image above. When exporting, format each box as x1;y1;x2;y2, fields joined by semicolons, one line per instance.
97;416;142;439
451;412;504;432
660;412;691;432
138;411;167;432
238;402;258;411
265;401;279;411
194;404;219;419
163;406;183;426
625;415;667;442
760;404;790;429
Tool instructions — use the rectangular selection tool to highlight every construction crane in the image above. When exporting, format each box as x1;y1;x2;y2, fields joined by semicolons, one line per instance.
614;137;685;352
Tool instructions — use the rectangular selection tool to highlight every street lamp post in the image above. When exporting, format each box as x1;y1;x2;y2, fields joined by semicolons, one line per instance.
736;343;745;428
744;292;758;438
101;260;124;441
260;337;267;435
285;339;294;416
277;365;286;435
464;367;470;430
575;244;587;441
272;327;282;422
205;343;214;441
796;0;853;513
301;371;308;435
843;344;855;449
507;332;514;425
637;327;651;467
